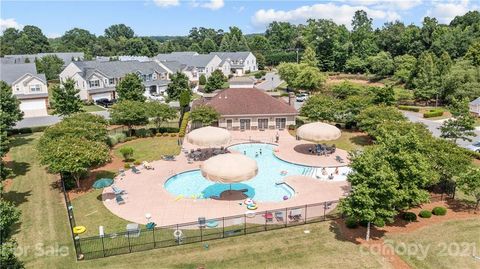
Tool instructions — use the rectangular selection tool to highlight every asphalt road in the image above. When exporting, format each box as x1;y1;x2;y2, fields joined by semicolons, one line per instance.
255;72;283;91
402;111;479;148
15;110;110;129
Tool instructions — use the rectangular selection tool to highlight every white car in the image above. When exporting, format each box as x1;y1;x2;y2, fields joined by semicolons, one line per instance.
296;94;309;102
466;141;480;152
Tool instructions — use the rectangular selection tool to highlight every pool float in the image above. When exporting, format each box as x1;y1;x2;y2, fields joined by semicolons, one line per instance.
73;226;86;234
283;195;289;200
280;170;288;176
244;198;254;205
246;204;258;210
245;211;256;218
173;229;183;239
175;195;184;201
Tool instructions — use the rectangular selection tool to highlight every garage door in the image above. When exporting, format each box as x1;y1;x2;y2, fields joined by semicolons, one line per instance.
91;92;112;101
19;99;47;117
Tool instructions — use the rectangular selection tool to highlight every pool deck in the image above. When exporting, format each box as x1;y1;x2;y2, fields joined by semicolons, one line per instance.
103;130;350;227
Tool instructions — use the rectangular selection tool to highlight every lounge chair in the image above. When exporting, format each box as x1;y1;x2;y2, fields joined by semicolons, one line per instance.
112;185;125;195
263;212;273;222
289;209;302;221
275;211;284;222
125;223;140;237
142;161;154;170
131;166;141;174
146;222;156;230
206;220;219;228
198;217;206;228
115;194;125;205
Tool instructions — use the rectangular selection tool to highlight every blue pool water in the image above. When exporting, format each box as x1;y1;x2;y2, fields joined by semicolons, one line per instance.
164;143;310;202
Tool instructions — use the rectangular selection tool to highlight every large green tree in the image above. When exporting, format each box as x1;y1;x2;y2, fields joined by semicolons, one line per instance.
367;51;394;77
300;94;340;122
35;55;65;80
110;100;149;135
356;105;406;138
50;78;83;116
440;98;476;142
146;102;177;129
190;105;220;126
413;51;439;102
300;46;318;68
166;72;190;100
204;70;226;93
104;24;135;39
457;167;480;209
116;73;146;102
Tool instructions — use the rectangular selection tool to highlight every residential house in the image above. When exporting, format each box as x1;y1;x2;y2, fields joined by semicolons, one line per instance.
209;52;257;76
0;63;49;117
2;52;84;66
154;52;222;80
192;88;298;130
59;60;169;101
228;76;255;88
469;97;480;117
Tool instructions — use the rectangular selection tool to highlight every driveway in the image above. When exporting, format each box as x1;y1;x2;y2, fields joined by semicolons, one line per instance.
255;72;283;91
14;110;110;129
402;111;479;148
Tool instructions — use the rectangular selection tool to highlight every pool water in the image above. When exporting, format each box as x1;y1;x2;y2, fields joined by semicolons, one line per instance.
164;143;310;202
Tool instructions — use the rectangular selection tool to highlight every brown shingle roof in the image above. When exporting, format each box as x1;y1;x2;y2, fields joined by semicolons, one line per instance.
193;88;298;116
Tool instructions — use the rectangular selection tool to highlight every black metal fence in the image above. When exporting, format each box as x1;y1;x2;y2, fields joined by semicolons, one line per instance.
75;200;341;260
60;178;81;259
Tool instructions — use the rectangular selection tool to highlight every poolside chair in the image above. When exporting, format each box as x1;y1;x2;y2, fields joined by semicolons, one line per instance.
198;217;206;228
131;166;141;174
125;223;140;238
289;209;302;221
146;222;156;230
115;194;125;205
263;212;273;222
275;211;284;222
112;185;125;195
206;220;219;228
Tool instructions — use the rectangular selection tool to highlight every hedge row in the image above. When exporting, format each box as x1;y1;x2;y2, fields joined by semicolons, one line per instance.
9;126;49;135
398;105;420;112
423;109;444;118
179;112;190;137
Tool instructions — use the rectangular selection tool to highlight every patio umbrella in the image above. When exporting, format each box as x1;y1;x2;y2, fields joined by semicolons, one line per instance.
201;153;258;184
92;178;114;189
186;126;232;147
296;122;341;142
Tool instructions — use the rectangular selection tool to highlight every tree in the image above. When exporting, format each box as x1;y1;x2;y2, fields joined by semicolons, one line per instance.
104;24;134;39
331;81;364;99
12;25;50;54
179;89;192;115
351;10;378;58
265;21;298;50
204;70;226;93
0;199;21;240
413;52;439;102
457;167;480;209
119;147;134;161
110;100;149;135
115;73;146;102
60;28;96;55
199;74;207;85
300;46;318;67
167;72;190;100
371;85;395;106
202;38;217;53
40;113;108;143
190;105;220;126
35;55;65;81
248;35;270;52
300;94;339;122
356;105;406;138
345;56;367;73
254;52;266;70
367;51;394;77
277;62;301;87
51;79;83;116
146;102;177;129
38;136;110;188
293;65;325;92
440;98;476;142
394;54;416;83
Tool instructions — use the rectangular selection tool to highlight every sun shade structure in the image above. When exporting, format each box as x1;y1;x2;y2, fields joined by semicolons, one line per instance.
297;122;341;142
201;153;258;183
92;178;114;189
186;126;232;147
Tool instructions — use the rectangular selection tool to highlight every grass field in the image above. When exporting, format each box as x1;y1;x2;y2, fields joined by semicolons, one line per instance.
113;136;181;162
386;218;480;269
82;104;106;112
288;129;371;151
5;133;391;268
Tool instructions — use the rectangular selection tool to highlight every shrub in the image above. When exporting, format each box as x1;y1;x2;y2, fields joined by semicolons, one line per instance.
179;112;190;137
199;74;207;85
419;210;432;218
158;127;180;133
398;105;420;112
170;133;177;137
432;206;447;216
107;135;118;147
403;212;417;222
163;133;169;137
116;133;127;143
124;163;131;169
423;109;443;118
288;125;295;130
135;128;152;138
345;218;358;229
156;133;163;137
119;147;134;161
373;219;385;227
134;160;141;165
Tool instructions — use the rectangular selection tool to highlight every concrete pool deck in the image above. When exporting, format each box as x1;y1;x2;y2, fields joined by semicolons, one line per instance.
103;130;350;227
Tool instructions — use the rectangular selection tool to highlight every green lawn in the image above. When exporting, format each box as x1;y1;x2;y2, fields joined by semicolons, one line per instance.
386;218;480;269
289;129;371;151
113;136;181;162
5;134;390;269
82;104;106;112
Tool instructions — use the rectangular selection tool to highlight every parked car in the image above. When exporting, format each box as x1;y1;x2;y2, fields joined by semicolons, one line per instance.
95;98;115;108
466;141;480;152
296;93;309;102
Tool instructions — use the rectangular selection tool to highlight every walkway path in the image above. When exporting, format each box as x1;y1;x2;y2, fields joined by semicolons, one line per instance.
255;72;283;91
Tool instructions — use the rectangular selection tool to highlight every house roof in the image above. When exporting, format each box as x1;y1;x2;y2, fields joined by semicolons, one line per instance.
72;60;167;79
470;97;480;105
193;88;298;116
3;52;84;66
159;60;187;73
0;63;46;85
154;53;216;68
228;76;255;85
210;51;251;62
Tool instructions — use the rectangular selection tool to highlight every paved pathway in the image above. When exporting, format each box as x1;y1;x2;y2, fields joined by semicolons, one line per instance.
14;110;110;129
255;72;283;91
402;111;479;148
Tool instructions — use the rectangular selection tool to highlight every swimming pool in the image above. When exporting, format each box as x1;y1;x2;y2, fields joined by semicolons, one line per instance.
164;143;310;202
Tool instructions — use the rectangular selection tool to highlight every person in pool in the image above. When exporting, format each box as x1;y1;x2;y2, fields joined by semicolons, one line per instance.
259;148;262;155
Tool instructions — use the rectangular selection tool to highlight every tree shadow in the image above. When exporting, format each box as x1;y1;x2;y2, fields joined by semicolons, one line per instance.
5;161;30;178
349;134;372;147
445;198;479;214
97;192;115;202
9;135;34;148
2;189;31;207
